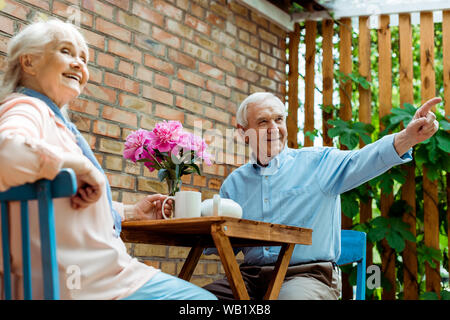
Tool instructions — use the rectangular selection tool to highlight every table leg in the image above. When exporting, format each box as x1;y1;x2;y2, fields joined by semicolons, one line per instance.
178;244;204;281
263;243;295;300
211;224;250;300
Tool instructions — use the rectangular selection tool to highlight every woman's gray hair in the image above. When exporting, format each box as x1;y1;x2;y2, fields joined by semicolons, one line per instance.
0;18;87;101
236;92;287;128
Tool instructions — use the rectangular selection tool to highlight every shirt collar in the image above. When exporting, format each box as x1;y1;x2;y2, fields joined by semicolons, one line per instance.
250;145;287;175
16;86;67;125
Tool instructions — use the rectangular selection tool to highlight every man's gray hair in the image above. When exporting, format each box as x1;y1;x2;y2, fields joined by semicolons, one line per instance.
236;92;287;128
0;18;87;101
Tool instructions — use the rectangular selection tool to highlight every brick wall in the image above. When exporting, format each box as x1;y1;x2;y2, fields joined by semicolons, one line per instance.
0;0;287;287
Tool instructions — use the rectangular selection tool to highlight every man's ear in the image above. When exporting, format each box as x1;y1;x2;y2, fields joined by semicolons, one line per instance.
237;124;249;144
19;54;38;76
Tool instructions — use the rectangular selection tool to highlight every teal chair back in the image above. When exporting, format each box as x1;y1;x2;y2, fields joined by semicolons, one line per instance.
0;169;77;300
337;230;367;300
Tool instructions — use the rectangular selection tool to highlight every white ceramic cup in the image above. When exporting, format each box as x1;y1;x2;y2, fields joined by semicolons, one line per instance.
161;191;201;219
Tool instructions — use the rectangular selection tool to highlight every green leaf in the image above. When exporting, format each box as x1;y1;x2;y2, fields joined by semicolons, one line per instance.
439;118;450;130
157;169;168;182
386;230;405;252
188;163;201;176
341;133;359;150
420;292;439;300
436;132;450;153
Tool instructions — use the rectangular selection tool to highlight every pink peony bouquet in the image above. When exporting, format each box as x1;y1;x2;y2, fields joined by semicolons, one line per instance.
123;120;212;195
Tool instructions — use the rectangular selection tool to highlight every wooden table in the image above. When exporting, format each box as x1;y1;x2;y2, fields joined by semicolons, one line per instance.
121;216;312;300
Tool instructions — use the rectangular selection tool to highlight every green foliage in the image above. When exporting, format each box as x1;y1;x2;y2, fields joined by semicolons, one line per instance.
294;20;450;299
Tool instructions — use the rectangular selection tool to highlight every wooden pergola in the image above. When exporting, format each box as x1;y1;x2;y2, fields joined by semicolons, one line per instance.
238;0;450;300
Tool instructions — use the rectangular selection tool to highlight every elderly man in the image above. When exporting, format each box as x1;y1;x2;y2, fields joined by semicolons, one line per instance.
203;92;440;300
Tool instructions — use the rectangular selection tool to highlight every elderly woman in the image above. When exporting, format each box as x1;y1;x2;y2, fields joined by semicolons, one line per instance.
0;19;216;300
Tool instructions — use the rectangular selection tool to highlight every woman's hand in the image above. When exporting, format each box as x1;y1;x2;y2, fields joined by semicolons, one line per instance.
124;194;173;221
61;154;105;209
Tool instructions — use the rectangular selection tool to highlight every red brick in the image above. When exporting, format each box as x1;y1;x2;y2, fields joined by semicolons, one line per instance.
235;16;257;34
154;104;185;123
152;26;181;49
144;54;174;74
136;66;154;83
105;172;135;190
177;69;205;88
116;10;150;35
93;120;121;138
204;106;230;124
104;72;139;94
69;99;100;116
102;105;137;127
0;16;14;35
206;80;231;98
176;96;203;115
1;0;30;20
153;0;183;21
80;28;105;50
119;94;152;113
87;66;102;84
212;56;236;74
206;11;225;30
97;52;116;69
131;2;164;27
83;83;116;104
103;0;129;10
226;75;248;93
184;42;210;62
185;14;210;35
168;49;196;69
154;74;170;89
191;3;205;19
199;62;224;80
96;18;131;43
82;0;114;20
118;60;134;76
53;1;93;27
109;40;142;63
143;86;174;106
166;19;194;40
171;80;185;95
22;0;49;10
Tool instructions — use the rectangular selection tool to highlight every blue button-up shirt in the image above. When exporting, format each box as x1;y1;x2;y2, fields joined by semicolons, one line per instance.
206;133;412;266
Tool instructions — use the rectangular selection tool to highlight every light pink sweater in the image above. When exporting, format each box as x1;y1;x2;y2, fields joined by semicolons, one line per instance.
0;94;159;299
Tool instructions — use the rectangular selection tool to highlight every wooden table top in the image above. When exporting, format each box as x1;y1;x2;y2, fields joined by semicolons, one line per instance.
121;216;312;248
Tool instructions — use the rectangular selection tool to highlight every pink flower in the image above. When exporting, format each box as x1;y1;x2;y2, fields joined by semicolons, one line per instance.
148;120;183;153
177;132;212;165
123;129;152;162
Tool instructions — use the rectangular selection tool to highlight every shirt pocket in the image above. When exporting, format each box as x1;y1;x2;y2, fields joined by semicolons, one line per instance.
274;186;311;224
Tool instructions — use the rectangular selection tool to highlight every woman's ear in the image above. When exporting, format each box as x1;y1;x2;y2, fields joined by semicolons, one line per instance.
19;54;38;76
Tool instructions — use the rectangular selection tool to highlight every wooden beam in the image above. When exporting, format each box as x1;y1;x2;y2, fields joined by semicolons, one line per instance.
287;23;300;149
420;11;441;297
338;17;353;300
358;16;373;268
313;0;450;19
378;14;396;300
237;0;294;31
398;13;418;300
443;9;450;282
321;19;334;147
304;20;317;147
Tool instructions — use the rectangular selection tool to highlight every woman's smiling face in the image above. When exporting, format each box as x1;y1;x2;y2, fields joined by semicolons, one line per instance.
22;31;89;107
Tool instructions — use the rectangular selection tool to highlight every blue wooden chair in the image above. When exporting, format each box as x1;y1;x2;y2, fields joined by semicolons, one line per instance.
0;169;77;300
337;230;367;300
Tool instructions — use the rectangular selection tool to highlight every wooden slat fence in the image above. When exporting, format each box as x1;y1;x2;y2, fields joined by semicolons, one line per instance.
287;11;450;300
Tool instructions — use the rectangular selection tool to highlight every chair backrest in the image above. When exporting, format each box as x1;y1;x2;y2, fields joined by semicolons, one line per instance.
337;230;367;300
0;169;77;300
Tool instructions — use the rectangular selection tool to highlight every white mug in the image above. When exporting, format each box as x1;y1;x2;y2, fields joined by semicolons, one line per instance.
201;194;242;218
161;191;201;219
